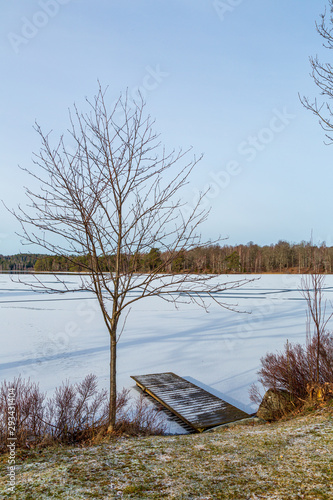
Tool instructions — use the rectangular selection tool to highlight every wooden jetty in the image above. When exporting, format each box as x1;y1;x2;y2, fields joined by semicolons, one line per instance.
131;372;249;432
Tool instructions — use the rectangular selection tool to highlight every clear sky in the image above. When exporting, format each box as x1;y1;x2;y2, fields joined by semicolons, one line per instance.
0;0;332;254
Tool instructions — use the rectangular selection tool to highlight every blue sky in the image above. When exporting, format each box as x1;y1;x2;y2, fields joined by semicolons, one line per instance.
0;0;332;254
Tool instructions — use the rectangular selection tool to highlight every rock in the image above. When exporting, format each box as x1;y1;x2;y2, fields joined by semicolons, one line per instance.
257;389;295;421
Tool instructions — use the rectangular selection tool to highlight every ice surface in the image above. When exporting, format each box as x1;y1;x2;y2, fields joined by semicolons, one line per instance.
1;273;333;432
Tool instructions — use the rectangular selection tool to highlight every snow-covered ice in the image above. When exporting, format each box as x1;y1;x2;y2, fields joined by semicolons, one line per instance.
1;273;333;424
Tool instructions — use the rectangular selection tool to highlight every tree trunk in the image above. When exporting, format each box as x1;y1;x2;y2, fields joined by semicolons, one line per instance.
316;328;320;384
108;330;117;431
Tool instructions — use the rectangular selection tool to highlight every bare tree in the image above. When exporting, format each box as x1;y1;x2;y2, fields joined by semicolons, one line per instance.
300;272;333;383
300;1;333;143
9;85;248;431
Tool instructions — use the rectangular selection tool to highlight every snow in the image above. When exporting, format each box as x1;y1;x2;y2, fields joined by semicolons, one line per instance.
1;273;333;429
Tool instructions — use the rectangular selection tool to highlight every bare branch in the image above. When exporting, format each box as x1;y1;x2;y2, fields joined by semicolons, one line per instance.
300;1;333;143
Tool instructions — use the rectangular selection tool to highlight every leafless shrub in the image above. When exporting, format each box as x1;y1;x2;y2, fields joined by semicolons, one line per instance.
0;375;166;453
251;272;333;415
114;392;167;436
115;387;131;418
300;273;333;383
250;333;333;406
44;374;109;443
0;376;46;450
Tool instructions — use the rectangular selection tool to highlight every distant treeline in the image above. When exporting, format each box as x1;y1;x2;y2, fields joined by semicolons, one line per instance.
0;254;43;272
1;241;333;274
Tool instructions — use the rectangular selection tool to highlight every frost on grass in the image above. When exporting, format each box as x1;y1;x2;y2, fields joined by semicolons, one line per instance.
0;407;332;499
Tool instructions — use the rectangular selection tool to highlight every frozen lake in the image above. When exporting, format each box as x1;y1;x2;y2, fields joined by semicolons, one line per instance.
1;273;333;425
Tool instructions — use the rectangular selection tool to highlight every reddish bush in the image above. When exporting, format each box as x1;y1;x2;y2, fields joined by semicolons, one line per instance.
0;376;46;448
251;332;333;404
114;392;167;436
0;375;166;453
44;374;109;443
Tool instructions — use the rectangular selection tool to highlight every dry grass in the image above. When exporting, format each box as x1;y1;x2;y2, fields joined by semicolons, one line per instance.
1;405;332;499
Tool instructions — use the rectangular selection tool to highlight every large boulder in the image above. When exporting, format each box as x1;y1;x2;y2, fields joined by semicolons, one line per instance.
257;389;296;421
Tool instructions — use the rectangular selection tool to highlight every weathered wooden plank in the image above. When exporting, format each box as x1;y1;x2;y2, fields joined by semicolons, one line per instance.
131;372;249;432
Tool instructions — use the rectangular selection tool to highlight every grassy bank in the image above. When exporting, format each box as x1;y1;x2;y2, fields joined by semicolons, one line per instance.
1;407;332;499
